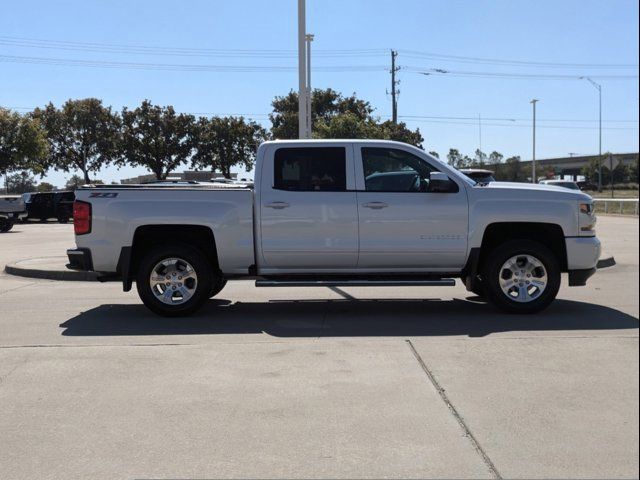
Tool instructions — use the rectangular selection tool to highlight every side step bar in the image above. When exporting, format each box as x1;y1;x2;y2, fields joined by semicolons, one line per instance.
255;279;456;287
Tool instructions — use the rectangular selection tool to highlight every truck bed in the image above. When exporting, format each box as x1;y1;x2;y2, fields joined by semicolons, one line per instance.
74;185;255;274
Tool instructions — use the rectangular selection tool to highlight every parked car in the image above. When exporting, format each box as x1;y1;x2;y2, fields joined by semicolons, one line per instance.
538;179;581;191
25;191;75;223
67;140;600;317
459;168;496;183
576;181;598;191
0;195;28;232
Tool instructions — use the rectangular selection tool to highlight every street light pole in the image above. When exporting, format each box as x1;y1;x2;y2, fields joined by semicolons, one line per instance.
582;77;602;192
297;0;308;139
305;34;314;138
532;100;536;183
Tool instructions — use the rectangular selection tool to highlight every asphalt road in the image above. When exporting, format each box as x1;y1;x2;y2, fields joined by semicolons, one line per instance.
1;218;638;479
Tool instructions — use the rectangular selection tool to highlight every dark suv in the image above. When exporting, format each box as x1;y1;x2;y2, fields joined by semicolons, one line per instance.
24;191;75;223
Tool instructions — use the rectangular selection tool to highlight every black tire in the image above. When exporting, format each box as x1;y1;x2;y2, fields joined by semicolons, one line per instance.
0;219;13;233
482;240;560;314
209;276;227;298
136;244;213;317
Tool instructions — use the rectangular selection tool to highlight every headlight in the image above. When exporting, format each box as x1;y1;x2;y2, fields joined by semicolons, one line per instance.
580;203;593;215
579;202;596;233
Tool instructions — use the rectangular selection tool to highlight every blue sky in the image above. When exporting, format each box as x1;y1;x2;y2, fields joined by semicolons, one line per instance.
1;0;638;186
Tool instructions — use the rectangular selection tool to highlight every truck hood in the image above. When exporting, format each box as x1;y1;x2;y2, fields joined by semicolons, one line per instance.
476;181;592;202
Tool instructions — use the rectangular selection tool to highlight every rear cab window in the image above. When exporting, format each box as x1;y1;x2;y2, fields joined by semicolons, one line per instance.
274;147;347;192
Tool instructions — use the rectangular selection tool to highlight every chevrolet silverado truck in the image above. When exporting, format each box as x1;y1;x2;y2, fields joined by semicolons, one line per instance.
67;140;601;316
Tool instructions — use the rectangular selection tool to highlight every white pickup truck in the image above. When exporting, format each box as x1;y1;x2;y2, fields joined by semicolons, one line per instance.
67;140;601;316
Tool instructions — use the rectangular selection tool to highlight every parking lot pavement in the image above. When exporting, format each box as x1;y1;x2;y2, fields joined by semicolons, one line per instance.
0;218;638;478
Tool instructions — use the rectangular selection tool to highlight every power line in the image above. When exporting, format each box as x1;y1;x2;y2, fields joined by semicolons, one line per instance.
0;35;386;58
400;118;638;130
0;54;387;72
1;35;637;70
413;68;639;80
399;49;638;69
398;114;639;123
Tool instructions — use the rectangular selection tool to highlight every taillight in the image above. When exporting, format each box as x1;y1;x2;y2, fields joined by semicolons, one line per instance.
73;201;92;235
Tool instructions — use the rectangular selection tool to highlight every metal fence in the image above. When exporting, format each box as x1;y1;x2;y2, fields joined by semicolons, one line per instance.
593;198;639;216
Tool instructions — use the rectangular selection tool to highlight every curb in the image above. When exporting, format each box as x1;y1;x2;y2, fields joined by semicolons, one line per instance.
4;257;99;281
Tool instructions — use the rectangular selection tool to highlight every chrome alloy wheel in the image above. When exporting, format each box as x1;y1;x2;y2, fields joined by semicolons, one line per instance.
498;254;548;303
149;257;198;305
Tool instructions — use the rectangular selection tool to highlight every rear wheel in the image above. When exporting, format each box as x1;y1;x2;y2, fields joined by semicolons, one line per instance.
0;219;13;233
136;244;213;317
482;240;560;314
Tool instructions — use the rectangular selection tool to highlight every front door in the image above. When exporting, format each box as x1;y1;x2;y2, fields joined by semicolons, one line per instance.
355;145;468;270
259;144;358;270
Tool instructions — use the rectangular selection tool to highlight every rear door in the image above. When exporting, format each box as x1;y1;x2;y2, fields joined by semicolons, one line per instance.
259;144;358;270
355;145;469;270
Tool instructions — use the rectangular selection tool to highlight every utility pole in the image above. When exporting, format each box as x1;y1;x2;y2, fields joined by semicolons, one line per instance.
305;34;314;137
297;0;309;139
581;77;602;192
390;50;400;124
531;99;538;183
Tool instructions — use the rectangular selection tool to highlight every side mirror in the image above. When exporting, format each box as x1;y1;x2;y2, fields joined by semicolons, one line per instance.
429;172;455;193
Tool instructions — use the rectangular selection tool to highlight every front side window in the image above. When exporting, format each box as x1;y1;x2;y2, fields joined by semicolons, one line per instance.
274;147;347;192
362;147;437;192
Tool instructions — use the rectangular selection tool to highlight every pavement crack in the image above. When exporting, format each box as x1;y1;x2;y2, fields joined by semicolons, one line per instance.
406;339;502;479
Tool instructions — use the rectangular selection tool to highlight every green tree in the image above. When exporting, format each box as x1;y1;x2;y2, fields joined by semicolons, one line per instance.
581;156;602;184
33;99;120;183
269;88;423;147
488;151;503;165
447;149;462;168
37;182;55;192
474;149;487;166
629;158;639;183
374;120;423;147
120;101;196;180
428;151;439;159
611;162;630;184
6;171;36;194
0;108;48;177
270;89;373;139
504;155;523;182
192;116;267;179
65;174;85;190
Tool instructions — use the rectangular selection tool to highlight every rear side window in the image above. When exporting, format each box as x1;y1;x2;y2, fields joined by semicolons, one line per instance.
274;147;347;192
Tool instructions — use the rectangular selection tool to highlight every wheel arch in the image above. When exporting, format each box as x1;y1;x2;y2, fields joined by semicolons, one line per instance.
119;224;219;292
479;222;568;272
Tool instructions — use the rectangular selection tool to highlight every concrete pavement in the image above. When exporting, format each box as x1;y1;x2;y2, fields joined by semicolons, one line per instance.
0;218;638;479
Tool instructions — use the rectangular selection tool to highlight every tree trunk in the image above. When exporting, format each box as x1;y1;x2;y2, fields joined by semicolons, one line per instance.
83;170;91;184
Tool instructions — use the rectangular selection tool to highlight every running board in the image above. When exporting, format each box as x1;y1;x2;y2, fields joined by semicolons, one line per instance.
255;278;456;287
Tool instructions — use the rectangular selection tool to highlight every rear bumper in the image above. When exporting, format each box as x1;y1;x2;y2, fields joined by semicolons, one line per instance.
66;248;94;271
0;211;27;221
568;267;597;286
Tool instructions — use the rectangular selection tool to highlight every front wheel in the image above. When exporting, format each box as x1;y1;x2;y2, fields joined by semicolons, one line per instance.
209;277;227;298
482;240;560;314
136;244;213;317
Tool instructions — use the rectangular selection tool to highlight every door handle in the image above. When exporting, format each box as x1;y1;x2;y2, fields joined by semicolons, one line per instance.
265;201;290;209
362;202;388;209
